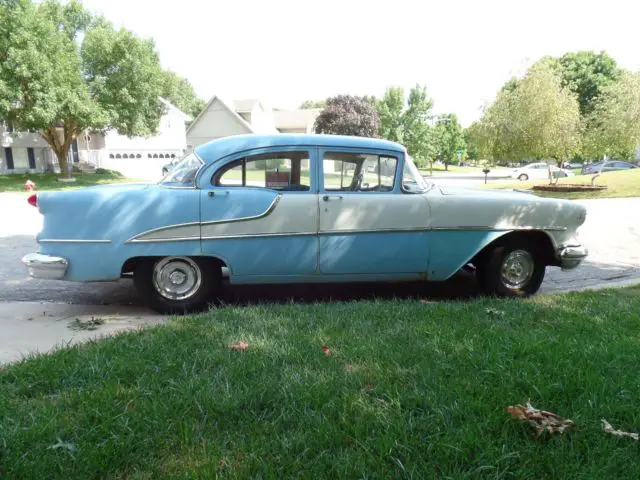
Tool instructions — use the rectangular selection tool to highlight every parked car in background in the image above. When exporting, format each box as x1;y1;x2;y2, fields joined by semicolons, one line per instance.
22;134;588;314
511;162;574;181
562;161;583;169
581;160;638;174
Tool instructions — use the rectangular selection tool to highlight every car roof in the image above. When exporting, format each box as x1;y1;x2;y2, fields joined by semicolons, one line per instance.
194;133;406;164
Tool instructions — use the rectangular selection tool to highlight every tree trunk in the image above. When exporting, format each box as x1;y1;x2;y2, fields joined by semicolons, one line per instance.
41;123;76;179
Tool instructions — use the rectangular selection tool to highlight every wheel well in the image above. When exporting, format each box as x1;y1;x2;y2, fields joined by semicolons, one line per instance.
121;256;228;277
471;230;558;268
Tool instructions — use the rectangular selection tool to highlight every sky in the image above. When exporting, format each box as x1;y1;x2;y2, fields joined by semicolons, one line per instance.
81;0;640;127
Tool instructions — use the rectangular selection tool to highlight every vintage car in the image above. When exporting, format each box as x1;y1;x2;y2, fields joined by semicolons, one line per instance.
22;134;588;314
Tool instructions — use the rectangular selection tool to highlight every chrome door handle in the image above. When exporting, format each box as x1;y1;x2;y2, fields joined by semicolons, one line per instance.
322;195;343;201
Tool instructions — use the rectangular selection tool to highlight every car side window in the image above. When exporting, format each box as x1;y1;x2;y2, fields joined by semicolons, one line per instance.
323;152;397;191
212;151;311;191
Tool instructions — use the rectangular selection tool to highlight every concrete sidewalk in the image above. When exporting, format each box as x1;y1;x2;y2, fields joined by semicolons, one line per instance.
0;303;166;364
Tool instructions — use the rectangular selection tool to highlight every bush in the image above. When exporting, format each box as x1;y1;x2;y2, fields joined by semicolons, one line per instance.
95;168;123;177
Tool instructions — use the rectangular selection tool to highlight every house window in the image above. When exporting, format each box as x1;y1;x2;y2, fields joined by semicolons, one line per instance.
213;151;311;191
116;154;122;159
153;154;158;158
27;148;36;169
4;148;14;170
123;153;128;159
148;153;152;158
109;154;115;159
322;152;397;192
136;153;141;158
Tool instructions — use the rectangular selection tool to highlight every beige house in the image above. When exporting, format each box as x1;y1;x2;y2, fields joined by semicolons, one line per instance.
186;96;321;151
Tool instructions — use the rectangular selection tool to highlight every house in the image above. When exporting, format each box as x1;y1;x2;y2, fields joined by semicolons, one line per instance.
185;96;321;151
0;97;191;180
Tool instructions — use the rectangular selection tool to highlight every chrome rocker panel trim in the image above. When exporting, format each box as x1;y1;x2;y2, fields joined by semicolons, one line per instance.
22;253;68;280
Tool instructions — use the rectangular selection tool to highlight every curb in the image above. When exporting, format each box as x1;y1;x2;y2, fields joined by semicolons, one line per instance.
545;277;640;295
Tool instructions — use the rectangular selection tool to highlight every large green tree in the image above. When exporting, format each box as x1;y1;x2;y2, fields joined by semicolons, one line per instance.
313;95;380;137
479;63;582;167
583;71;640;160
160;71;205;119
376;85;435;166
0;0;165;176
556;51;622;117
434;113;466;170
299;99;326;109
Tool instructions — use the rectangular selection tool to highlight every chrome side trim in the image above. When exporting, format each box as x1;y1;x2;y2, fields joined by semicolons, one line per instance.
200;194;283;226
126;224;568;243
38;239;112;244
318;227;427;234
203;231;315;240
430;225;568;232
126;194;283;243
126;236;200;243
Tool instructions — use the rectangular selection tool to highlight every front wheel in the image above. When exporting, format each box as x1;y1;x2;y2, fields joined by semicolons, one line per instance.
134;256;220;314
518;174;529;181
476;241;545;297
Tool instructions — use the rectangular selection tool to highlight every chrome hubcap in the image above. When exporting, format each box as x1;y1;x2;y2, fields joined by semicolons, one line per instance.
500;250;534;289
152;257;202;300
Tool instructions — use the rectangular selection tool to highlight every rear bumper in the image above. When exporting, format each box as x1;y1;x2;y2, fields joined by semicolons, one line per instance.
22;253;68;280
556;244;588;271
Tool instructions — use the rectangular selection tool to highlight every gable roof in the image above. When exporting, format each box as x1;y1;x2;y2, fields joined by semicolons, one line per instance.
158;97;192;122
233;99;262;113
186;95;257;136
274;108;321;129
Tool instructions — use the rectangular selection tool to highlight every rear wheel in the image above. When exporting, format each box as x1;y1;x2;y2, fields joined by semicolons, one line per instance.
476;240;545;297
518;173;528;181
134;256;220;314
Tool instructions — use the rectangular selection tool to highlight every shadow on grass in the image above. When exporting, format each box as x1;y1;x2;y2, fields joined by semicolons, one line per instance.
218;271;480;306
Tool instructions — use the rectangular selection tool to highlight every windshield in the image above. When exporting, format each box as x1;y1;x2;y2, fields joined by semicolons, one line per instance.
401;155;430;193
159;153;203;187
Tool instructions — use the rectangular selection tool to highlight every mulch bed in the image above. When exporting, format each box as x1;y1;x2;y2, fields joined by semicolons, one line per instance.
532;184;608;192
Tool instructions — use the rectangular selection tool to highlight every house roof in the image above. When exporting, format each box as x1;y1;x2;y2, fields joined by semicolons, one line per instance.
233;99;261;113
186;95;257;136
274;108;321;129
194;133;405;164
158;97;192;122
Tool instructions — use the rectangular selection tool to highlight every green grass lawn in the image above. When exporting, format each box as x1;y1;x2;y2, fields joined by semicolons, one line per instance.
0;171;138;192
484;168;640;199
2;288;640;478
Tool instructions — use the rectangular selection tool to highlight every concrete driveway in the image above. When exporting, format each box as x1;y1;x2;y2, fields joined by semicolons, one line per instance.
1;191;640;363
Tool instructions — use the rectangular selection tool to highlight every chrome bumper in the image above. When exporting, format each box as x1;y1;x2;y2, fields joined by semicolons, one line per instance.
22;253;68;280
557;244;588;271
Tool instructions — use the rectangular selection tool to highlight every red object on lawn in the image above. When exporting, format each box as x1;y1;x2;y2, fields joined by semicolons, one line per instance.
27;194;38;207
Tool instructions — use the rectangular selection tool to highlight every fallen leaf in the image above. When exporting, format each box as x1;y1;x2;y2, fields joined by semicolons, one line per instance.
229;342;248;351
321;344;332;356
47;438;77;454
602;419;639;440
505;400;575;437
486;308;505;316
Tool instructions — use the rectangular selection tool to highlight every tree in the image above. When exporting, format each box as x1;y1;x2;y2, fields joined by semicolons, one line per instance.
434;114;466;170
313;95;380;137
160;71;205;119
556;51;622;117
478;63;582;170
300;100;325;109
0;0;165;177
583;71;640;160
376;85;435;166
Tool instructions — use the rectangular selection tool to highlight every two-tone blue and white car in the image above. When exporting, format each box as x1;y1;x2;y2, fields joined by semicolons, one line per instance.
22;134;588;313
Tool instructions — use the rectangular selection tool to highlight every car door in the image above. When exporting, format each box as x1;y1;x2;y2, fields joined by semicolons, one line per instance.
317;148;430;275
199;148;319;278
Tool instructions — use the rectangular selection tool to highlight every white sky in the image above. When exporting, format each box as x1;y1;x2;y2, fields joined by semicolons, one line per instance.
81;0;640;127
